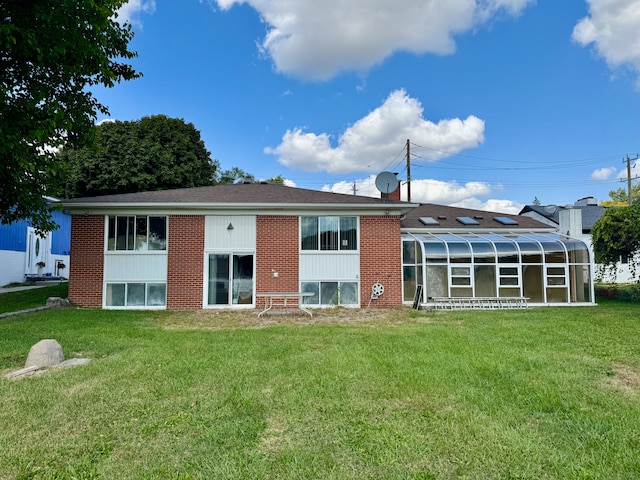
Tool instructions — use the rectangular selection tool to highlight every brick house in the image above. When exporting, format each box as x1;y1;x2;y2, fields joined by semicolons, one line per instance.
62;183;414;310
62;183;595;310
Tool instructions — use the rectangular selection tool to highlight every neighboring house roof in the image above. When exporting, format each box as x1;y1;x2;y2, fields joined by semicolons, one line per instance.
519;204;606;232
61;183;417;214
402;204;552;231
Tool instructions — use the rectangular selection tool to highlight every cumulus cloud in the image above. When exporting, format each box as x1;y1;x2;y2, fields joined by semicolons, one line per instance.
591;166;617;180
573;0;640;83
116;0;156;27
325;175;521;213
214;0;534;80
265;89;485;174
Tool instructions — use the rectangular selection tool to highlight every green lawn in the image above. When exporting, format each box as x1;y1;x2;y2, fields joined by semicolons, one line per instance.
1;302;639;479
0;282;69;314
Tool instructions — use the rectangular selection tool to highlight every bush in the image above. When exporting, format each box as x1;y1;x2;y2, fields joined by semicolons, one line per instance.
595;283;640;302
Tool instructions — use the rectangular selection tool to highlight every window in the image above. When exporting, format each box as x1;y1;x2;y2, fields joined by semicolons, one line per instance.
301;281;359;305
301;216;357;251
106;283;166;307
107;216;167;251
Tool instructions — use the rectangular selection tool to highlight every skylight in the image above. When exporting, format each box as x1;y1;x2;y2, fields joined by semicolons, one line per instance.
494;216;519;225
456;216;479;225
419;216;439;225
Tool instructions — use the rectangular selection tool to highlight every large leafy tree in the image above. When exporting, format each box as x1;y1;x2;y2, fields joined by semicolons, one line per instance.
1;0;140;230
591;205;640;279
61;115;219;198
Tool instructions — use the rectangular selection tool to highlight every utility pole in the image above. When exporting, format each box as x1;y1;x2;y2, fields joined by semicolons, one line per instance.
352;180;357;195
623;155;639;206
406;138;411;202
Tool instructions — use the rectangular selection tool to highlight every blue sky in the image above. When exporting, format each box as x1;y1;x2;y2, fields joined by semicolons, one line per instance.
96;0;640;213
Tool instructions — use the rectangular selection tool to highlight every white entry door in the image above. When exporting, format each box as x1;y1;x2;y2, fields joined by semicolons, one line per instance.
25;228;50;276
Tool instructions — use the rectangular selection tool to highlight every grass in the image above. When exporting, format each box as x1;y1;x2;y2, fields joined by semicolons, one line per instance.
0;282;69;314
1;302;639;478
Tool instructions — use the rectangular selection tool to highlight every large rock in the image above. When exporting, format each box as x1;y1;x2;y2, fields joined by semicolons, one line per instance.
25;339;64;368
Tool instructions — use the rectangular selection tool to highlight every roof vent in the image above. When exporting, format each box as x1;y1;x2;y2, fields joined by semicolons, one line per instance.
437;215;447;220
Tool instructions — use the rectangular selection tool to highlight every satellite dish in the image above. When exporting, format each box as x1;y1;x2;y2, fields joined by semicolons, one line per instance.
375;171;399;194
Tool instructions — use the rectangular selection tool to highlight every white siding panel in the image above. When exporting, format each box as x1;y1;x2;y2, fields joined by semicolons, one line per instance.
104;253;167;282
205;216;256;250
299;253;360;281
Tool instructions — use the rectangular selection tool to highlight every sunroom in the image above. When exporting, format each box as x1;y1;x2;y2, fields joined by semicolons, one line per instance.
402;232;594;307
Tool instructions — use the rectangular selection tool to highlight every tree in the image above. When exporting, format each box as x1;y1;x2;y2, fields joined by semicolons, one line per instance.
61;115;219;198
601;184;640;206
591;205;640;279
218;167;256;185
1;0;140;230
217;168;286;185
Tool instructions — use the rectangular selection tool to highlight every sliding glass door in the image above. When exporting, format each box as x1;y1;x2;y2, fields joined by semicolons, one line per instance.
207;253;254;306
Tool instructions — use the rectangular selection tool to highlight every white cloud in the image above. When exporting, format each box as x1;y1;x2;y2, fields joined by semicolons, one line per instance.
214;0;534;80
116;0;156;27
572;0;640;83
265;89;485;174
591;166;617;180
325;174;521;213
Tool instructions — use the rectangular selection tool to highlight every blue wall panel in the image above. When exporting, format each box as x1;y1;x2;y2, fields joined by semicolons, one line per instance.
0;220;28;251
51;210;71;255
0;210;71;254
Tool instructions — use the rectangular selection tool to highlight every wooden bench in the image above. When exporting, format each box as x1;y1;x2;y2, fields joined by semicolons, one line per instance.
256;292;314;317
432;297;529;310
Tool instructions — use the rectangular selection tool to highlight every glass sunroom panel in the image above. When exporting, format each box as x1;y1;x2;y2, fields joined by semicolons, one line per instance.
471;242;495;263
403;240;417;265
451;287;472;297
499;287;521;297
403;265;419;302
569;265;592;302
475;265;497;297
564;240;590;264
518;242;542;263
426;265;448;298
546;288;568;303
495;242;518;263
424;241;447;264
541;241;566;263
448;242;471;263
522;265;543;302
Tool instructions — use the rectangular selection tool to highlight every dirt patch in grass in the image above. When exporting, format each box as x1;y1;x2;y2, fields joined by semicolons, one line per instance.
603;363;640;394
154;307;432;330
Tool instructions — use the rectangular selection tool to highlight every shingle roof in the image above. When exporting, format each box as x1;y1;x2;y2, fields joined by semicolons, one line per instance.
518;204;606;231
402;204;551;230
61;183;413;210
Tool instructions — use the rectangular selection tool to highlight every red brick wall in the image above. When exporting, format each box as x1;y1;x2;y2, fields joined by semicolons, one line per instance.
256;216;299;309
68;215;104;307
359;216;403;307
167;215;204;310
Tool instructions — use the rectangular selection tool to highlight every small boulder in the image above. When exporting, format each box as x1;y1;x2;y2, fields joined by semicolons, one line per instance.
46;297;70;308
25;339;64;368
